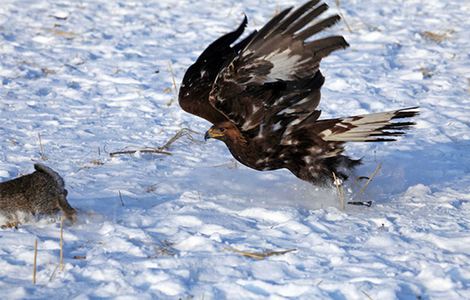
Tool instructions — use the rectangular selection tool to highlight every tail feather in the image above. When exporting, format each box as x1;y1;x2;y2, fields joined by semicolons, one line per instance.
320;107;419;142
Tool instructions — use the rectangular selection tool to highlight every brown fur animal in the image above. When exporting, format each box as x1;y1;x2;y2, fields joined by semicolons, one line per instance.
0;164;76;227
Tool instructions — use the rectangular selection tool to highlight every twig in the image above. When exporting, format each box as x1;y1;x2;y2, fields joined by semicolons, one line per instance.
50;217;66;282
118;190;125;207
335;0;353;33
356;163;382;198
109;148;172;157
48;265;59;282
421;30;453;43
168;62;178;96
150;240;178;257
109;128;199;157
33;239;38;284
332;172;345;210
348;201;372;207
161;128;199;150
37;133;47;161
60;216;64;271
362;290;374;300
166;62;178;106
225;247;296;260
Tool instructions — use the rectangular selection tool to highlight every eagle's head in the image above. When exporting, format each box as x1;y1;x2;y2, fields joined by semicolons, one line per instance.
204;122;247;144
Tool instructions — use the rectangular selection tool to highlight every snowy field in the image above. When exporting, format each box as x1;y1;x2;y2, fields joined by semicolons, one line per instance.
1;0;470;298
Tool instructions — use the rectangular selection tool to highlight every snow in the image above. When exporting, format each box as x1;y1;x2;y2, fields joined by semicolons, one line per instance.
1;0;470;299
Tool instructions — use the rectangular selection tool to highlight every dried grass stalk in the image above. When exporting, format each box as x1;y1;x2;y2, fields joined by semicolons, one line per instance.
335;0;353;33
60;216;64;271
332;172;345;210
356;163;382;198
109;147;172;157
38;133;48;161
109;128;198;157
421;31;452;43
225;247;296;260
33;239;38;284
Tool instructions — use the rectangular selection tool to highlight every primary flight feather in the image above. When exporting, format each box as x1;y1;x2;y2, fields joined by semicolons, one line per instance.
178;0;418;185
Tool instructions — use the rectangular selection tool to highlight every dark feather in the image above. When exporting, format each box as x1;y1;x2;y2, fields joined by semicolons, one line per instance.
295;15;342;40
197;15;248;62
287;3;329;35
178;1;418;186
274;0;321;32
250;7;293;44
178;16;254;125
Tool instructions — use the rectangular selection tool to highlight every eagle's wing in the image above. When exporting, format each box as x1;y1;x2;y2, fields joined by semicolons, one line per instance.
178;17;255;125
209;0;348;131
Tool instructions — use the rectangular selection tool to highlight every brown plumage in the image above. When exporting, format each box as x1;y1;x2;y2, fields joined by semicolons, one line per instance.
179;0;418;186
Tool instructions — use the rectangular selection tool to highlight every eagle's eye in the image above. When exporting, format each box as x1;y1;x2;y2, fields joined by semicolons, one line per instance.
219;127;226;133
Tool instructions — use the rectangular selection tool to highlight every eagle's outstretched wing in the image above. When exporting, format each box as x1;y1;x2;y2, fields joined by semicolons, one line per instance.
209;0;347;132
179;1;418;186
178;16;256;125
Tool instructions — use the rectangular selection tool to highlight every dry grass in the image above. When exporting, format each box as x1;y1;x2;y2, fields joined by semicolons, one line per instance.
109;128;198;157
118;190;124;207
33;239;38;284
78;159;105;171
109;147;172;157
335;0;353;33
49;217;66;282
162;128;199;150
60;217;64;271
225;247;296;260
145;184;158;193
421;30;453;43
356;163;382;199
41;67;56;75
362;290;374;300
332;172;345;210
48;28;76;40
166;62;179;106
149;240;177;257
37;133;48;161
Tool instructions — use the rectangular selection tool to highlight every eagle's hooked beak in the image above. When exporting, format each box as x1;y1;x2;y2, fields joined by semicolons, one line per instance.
204;127;224;141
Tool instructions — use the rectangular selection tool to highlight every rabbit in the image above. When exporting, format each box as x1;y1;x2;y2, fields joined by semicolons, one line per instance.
0;163;76;227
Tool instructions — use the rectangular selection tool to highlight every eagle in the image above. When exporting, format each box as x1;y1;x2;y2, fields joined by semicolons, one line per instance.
178;0;418;186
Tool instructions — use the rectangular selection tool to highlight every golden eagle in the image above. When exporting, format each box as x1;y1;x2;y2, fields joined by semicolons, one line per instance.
178;0;418;185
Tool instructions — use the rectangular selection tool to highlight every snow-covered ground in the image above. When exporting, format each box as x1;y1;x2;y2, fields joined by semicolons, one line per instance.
1;0;469;298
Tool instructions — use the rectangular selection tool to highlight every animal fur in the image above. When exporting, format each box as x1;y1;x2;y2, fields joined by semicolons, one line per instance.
0;163;76;226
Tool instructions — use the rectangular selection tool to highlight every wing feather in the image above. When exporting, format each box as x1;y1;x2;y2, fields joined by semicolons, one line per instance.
178;17;252;125
209;1;348;131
